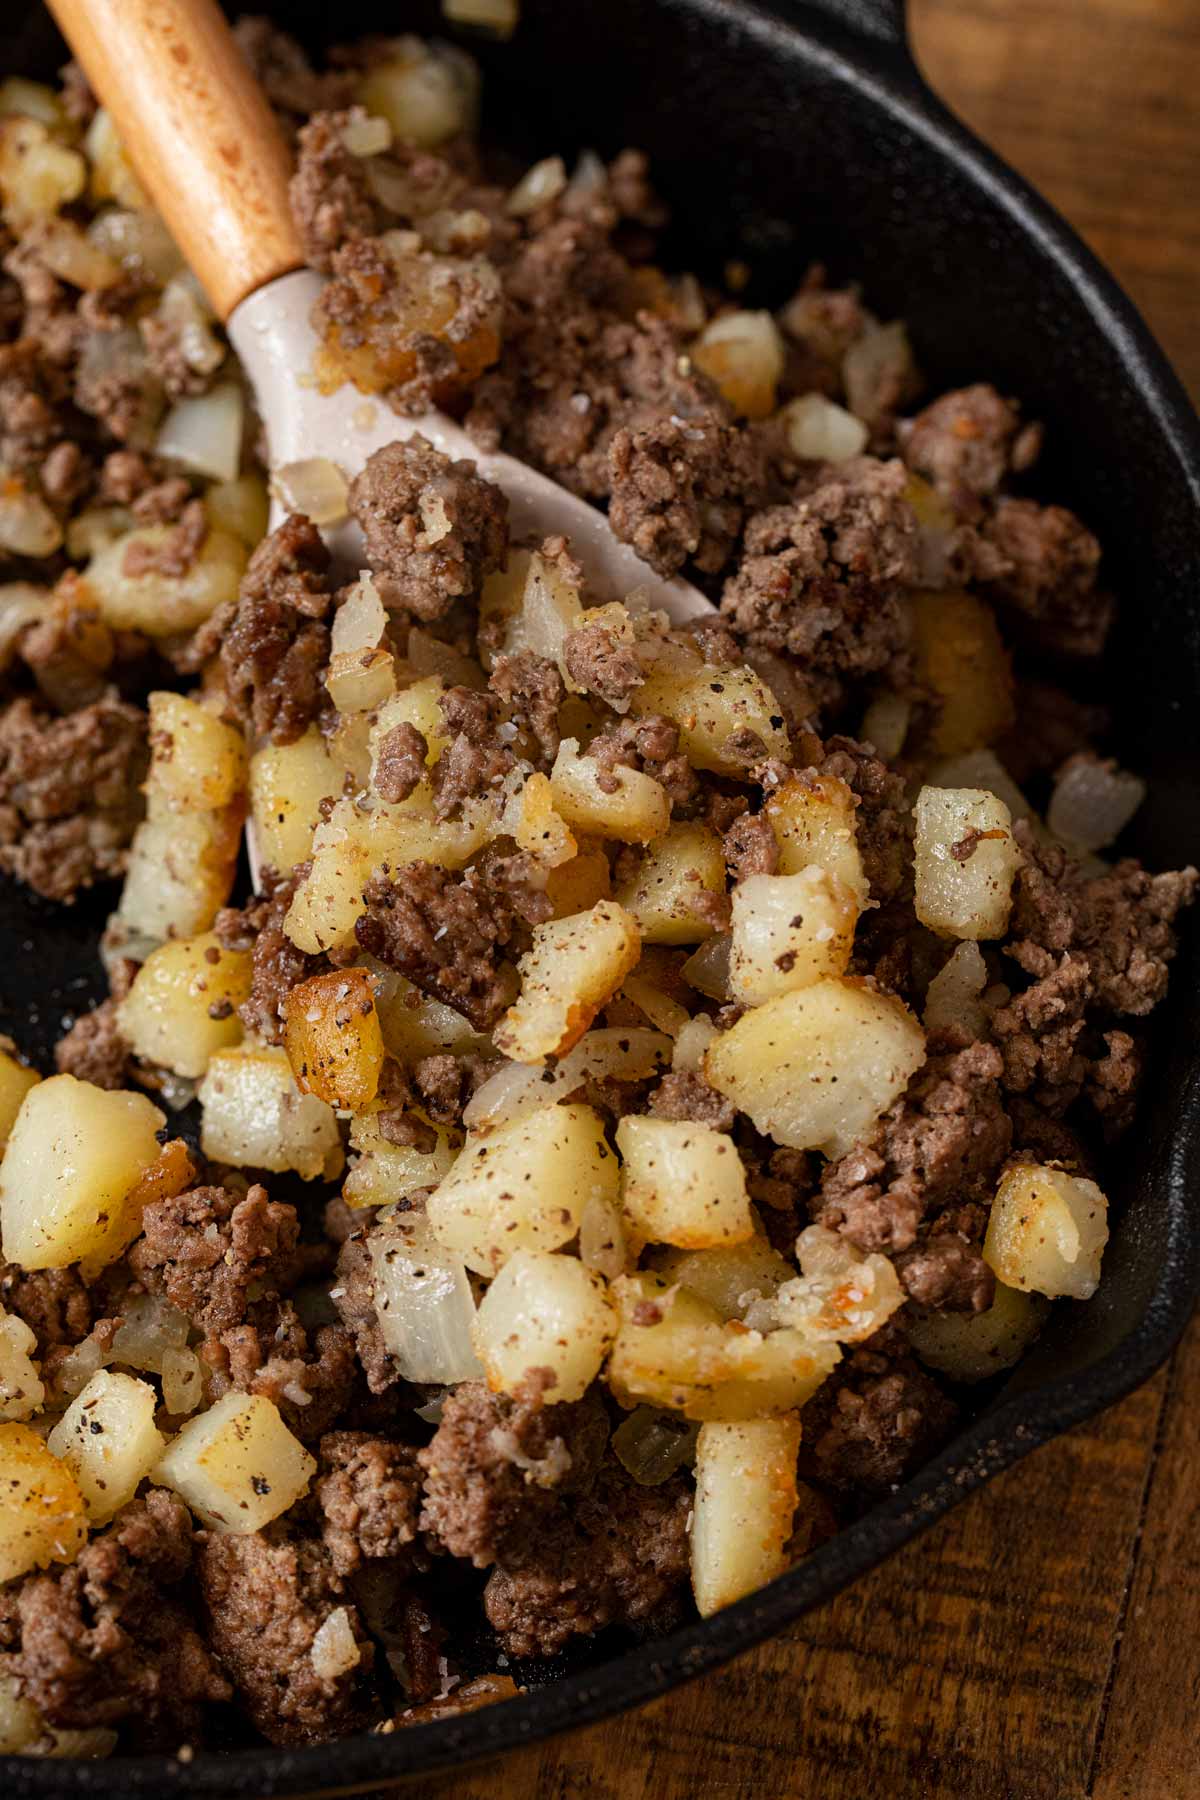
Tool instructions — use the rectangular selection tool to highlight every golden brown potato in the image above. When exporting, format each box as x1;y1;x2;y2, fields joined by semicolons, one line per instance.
282;968;385;1112
765;774;868;905
494;900;641;1062
910;588;1015;757
614;822;727;945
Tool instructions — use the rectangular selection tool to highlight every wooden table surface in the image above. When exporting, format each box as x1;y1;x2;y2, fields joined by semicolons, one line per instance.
403;4;1200;1796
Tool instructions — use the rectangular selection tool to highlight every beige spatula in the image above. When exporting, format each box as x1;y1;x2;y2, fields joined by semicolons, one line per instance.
46;0;715;621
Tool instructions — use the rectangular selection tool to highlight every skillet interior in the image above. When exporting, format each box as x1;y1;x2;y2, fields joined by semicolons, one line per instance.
0;0;1198;1791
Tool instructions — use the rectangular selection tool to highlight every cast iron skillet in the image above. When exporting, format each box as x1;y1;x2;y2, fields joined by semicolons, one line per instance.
2;0;1199;1793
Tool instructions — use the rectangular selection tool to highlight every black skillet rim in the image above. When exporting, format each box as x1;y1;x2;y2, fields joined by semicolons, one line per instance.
4;0;1200;1792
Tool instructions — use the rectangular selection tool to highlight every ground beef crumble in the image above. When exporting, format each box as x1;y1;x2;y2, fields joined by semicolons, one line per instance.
347;436;508;618
220;514;334;745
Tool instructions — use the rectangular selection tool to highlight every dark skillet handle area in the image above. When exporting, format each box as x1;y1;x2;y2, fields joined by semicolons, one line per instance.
1;1;1199;1795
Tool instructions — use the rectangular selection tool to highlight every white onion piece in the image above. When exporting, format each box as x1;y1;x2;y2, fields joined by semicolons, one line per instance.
53;1331;111;1400
861;691;911;760
782;393;868;463
672;1014;718;1073
0;482;61;558
88;207;183;285
311;1607;361;1679
923;941;989;1039
681;933;731;1002
619;971;689;1037
462;1026;672;1132
0;583;50;669
340;112;392;157
110;1293;189;1375
928;748;1034;825
579;1190;627;1280
405;626;487;688
156;382;243;482
369;1210;482;1385
612;1406;699;1486
842;319;915;424
35;218;121;291
161;1345;203;1415
273;458;350;527
331;571;386;656
1047;754;1145;853
506;155;567;217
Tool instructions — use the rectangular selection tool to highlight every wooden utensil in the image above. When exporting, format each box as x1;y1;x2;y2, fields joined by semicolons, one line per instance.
45;0;714;618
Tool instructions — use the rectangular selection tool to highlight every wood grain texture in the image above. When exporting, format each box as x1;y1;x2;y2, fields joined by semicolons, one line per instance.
44;0;302;319
395;3;1200;1796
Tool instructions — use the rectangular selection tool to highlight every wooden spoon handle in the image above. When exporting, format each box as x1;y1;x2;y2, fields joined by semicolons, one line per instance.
45;0;302;321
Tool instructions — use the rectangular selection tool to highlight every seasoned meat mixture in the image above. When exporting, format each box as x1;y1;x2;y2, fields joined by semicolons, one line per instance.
0;16;1192;1766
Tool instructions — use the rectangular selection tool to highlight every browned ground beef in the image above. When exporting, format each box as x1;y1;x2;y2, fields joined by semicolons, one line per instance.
347;436;508;618
220;515;334;744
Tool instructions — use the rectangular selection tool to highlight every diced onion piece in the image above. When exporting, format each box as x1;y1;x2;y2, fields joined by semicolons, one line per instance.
612;1407;698;1486
672;1014;718;1073
155;1392;316;1533
0;78;70;131
110;1291;189;1374
927;748;1033;825
463;1026;672;1132
860;691;911;760
275;458;350;528
84;108;146;208
0;1308;43;1423
33;217;121;290
473;1249;615;1401
156;381;243;483
620;969;690;1037
311;1607;361;1680
774;1224;904;1344
1047;755;1145;853
729;867;857;1004
368;1209;482;1385
47;1370;164;1523
87;206;182;284
507;155;566;216
680;932;730;1001
161;1346;203;1415
652;1239;794;1322
198;1045;342;1181
358;38;480;147
579;1189;628;1280
428;1102;618;1276
206;472;269;547
908;1281;1049;1382
706;979;926;1159
328;645;397;719
0;581;50;669
0;473;62;557
608;1272;839;1421
617;1116;753;1250
984;1163;1108;1300
923;941;989;1039
0;1075;165;1273
781;393;868;462
494;900;641;1063
692;310;785;418
842;319;915;424
913;786;1020;940
0;1424;86;1581
690;1416;802;1616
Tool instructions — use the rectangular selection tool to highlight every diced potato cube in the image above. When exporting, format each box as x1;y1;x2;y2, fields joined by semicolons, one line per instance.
608;1273;839;1421
428;1102;618;1276
766;774;867;905
729;867;857;1004
617;1116;753;1250
326;647;396;715
283;799;375;956
692;310;785;418
774;1224;904;1343
198;1046;342;1181
546;842;612;918
631;661;789;776
146;691;246;813
550;737;671;845
118;932;251;1079
913;786;1021;940
0;1423;86;1581
984;1163;1109;1300
249;729;341;875
282;968;385;1111
371;677;449;767
652;1239;794;1321
0;1307;43;1422
908;1281;1049;1382
118;805;243;941
154;1392;316;1533
705;979;926;1159
614;822;727;945
494;900;641;1062
503;771;576;868
85;524;247;637
911;589;1014;757
0;1075;165;1272
473;1250;616;1402
0;1673;43;1754
342;1107;460;1209
47;1370;164;1523
0;1047;38;1151
367;1209;482;1384
0;117;85;232
690;1416;802;1616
